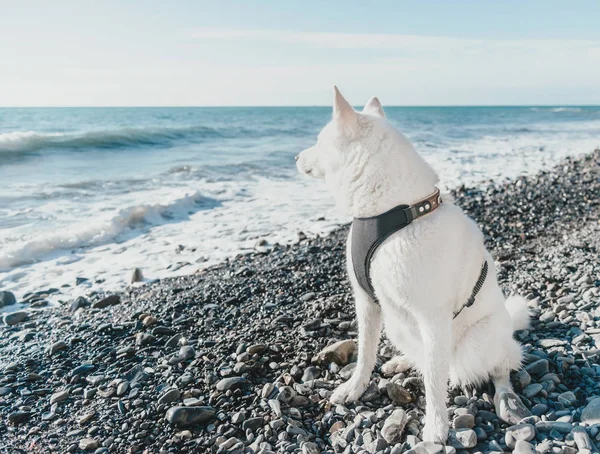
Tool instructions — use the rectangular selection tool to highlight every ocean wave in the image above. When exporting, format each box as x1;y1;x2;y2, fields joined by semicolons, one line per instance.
0;126;224;154
0;191;219;269
0;123;315;156
530;107;583;113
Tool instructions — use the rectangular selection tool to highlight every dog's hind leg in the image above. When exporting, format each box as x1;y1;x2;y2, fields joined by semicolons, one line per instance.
419;316;451;444
381;355;413;377
330;291;381;404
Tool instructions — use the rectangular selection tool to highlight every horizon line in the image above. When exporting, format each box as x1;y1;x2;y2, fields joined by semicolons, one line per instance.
1;104;600;109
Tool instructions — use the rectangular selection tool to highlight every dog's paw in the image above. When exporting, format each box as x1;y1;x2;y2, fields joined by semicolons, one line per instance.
381;355;412;377
330;379;369;405
494;391;531;425
422;413;449;444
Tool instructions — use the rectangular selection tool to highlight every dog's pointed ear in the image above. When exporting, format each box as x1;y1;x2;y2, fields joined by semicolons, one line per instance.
363;96;385;118
333;86;356;124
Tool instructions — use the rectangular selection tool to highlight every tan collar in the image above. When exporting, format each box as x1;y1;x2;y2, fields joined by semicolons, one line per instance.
406;187;442;221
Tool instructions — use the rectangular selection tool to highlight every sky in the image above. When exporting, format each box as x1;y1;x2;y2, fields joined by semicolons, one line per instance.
1;1;600;106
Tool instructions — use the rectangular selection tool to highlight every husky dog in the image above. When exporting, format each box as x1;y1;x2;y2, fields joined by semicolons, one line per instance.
296;87;531;443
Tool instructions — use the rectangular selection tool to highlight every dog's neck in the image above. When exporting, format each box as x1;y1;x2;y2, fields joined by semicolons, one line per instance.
340;135;440;218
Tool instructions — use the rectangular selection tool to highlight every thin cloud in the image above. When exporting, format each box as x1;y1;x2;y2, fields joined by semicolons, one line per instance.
188;28;600;53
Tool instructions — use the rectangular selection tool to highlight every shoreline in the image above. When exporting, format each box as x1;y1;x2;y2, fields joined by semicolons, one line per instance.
0;149;599;453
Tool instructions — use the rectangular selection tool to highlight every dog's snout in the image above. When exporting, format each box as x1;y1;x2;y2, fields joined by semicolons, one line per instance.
294;155;300;162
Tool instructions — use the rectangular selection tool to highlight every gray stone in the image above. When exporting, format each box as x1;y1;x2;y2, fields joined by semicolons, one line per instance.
525;359;549;375
302;366;320;382
301;442;320;454
453;414;474;429
513;369;531;389
0;291;17;307
158;388;180;405
581;398;600;424
571;426;594;451
216;377;247;391
523;383;543;398
3;311;28;326
178;346;195;361
536;421;573;434
513;440;536;454
79;438;99;451
557;391;577;406
164;406;215;426
447;429;477;449
386;382;412;405
242;416;264;432
48;341;68;355
7;411;30;424
408;441;445;454
381;409;408;444
91;295;120;309
131;268;144;283
50;390;69;404
339;363;356;380
505;424;535;449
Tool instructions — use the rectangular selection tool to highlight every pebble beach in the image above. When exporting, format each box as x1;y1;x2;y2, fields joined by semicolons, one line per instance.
0;149;599;454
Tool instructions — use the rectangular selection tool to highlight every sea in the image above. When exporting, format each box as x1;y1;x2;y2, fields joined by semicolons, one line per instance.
1;106;599;308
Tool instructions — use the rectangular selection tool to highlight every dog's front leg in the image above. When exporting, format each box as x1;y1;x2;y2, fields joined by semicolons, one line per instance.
419;316;451;444
330;292;381;404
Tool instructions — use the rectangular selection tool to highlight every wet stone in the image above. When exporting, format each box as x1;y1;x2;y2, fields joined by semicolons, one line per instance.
165;406;215;426
216;377;247;391
381;409;407;444
158;388;180;405
448;429;477;449
3;311;29;326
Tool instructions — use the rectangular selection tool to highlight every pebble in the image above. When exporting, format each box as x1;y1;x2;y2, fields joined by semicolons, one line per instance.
525;359;549;375
381;409;407;444
513;440;537;454
1;151;599;453
536;421;573;434
447;429;477;449
386;381;413;404
50;390;69;404
8;411;30;424
164;406;215;426
505;424;535;449
157;388;180;405
91;295;120;309
581;397;600;424
79;438;99;451
0;291;17;306
453;414;474;429
3;311;29;326
48;341;68;355
216;377;247;391
407;441;445;454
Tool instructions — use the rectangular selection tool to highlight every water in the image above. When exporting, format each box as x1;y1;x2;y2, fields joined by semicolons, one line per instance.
1;106;599;304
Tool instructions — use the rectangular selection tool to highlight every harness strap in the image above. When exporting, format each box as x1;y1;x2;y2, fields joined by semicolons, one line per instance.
453;260;488;319
351;188;442;301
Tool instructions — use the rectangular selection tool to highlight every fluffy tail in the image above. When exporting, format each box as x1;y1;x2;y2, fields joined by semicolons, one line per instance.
505;295;531;331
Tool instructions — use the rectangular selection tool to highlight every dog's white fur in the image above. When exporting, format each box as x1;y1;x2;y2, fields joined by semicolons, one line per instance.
296;87;531;443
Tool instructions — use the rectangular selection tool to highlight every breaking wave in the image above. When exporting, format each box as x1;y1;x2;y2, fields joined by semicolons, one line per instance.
0;126;223;154
0;191;219;269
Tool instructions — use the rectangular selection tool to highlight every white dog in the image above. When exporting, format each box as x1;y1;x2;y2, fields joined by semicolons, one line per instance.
296;87;531;443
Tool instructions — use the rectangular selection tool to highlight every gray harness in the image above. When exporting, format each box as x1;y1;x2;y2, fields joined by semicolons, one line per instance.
350;189;488;318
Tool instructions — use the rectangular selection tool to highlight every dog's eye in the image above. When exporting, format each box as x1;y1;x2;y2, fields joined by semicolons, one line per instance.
306;169;312;174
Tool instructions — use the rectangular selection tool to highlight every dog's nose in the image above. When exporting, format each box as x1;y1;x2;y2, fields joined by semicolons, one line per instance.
294;155;300;162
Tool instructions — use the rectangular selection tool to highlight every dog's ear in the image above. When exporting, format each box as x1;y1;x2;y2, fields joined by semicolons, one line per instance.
333;86;357;126
363;97;385;118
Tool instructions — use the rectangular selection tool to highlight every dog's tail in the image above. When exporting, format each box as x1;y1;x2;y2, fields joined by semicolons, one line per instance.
505;295;531;331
